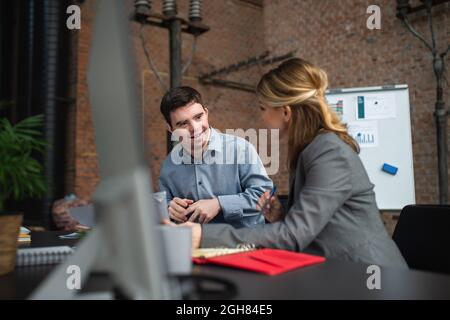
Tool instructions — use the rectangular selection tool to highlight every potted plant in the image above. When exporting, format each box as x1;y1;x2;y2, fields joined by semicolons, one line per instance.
0;113;47;275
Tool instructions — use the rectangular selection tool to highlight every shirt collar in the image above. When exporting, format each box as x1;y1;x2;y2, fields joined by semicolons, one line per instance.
206;127;223;154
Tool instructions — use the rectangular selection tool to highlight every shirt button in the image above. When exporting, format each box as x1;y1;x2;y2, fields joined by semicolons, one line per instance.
198;181;202;185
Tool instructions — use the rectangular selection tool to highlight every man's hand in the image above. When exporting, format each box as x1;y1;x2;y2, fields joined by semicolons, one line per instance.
185;198;221;224
168;197;194;223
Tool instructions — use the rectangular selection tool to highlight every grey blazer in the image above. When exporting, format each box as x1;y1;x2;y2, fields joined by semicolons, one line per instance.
201;132;408;269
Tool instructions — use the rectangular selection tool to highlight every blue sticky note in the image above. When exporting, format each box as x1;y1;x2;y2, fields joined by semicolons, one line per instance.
382;163;398;175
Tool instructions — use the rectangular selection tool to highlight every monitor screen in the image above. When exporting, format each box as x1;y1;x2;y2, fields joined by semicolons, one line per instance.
30;0;177;299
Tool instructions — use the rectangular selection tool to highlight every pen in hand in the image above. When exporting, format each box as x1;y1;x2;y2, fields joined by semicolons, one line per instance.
259;186;277;213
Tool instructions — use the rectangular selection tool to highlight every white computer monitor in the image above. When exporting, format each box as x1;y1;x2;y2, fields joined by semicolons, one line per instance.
30;0;178;299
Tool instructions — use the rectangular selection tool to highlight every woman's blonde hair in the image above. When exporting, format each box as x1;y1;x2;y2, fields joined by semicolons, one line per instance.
256;58;359;170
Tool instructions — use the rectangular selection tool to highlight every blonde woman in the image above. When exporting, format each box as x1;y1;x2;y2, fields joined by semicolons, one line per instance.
183;58;407;268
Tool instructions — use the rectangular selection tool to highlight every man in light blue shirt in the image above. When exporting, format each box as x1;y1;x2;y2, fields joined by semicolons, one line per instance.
158;86;273;228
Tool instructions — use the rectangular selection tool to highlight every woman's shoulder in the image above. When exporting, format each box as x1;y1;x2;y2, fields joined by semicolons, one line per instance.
300;132;356;166
312;131;343;144
305;131;349;152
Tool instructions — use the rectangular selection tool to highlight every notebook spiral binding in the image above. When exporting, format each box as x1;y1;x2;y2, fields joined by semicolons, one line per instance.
236;243;257;250
192;243;258;259
16;246;74;267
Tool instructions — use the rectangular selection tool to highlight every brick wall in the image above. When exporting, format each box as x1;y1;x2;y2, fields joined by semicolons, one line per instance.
264;0;450;204
73;0;271;198
74;0;98;199
71;0;449;207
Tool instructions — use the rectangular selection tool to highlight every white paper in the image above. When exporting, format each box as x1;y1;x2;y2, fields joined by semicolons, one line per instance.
20;226;31;234
348;120;379;148
356;93;396;120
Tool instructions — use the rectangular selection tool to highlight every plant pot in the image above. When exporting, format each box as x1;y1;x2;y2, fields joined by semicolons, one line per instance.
0;212;23;276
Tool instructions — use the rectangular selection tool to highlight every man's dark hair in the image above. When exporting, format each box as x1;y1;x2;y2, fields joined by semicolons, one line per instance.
160;86;203;125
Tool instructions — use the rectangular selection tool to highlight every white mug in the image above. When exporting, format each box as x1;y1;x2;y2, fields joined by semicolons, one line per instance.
157;225;192;275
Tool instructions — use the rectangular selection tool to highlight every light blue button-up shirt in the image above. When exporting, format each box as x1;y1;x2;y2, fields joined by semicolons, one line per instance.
159;128;273;228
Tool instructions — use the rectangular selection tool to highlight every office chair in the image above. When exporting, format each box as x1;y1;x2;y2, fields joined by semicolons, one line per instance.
392;204;450;275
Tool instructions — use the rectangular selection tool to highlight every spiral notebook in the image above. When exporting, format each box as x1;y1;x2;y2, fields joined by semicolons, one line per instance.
16;246;74;267
193;248;326;276
193;245;256;259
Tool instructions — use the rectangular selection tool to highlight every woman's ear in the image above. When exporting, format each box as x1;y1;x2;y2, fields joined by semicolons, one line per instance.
283;106;292;122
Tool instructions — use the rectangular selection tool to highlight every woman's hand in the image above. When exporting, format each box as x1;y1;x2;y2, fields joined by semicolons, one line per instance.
163;220;202;249
257;191;286;223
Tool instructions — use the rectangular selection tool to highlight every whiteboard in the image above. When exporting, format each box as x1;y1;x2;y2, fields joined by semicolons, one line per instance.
325;84;415;210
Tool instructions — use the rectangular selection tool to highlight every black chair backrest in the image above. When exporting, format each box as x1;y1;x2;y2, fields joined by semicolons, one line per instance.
393;205;450;274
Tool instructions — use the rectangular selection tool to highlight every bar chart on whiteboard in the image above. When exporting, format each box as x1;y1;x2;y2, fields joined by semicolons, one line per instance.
347;120;379;148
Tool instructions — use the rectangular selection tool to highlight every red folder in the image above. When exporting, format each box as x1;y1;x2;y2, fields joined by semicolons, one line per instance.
193;248;326;276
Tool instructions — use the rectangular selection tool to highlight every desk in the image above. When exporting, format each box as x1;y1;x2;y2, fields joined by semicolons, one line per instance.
1;231;450;299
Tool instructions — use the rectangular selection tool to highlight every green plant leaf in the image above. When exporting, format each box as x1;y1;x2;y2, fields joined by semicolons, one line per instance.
0;114;47;207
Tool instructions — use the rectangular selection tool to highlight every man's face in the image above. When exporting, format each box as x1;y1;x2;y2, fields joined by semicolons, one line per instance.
169;102;210;153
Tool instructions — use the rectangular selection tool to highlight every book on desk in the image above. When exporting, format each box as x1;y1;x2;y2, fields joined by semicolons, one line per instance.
193;247;326;276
